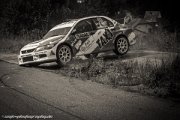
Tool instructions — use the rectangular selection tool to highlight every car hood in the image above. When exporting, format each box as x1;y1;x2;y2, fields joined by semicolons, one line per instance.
21;35;65;50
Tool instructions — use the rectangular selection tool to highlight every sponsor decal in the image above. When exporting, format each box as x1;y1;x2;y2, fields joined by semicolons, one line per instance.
96;29;113;49
76;29;113;56
71;38;78;46
80;37;95;52
75;32;91;39
98;31;102;35
75;40;82;50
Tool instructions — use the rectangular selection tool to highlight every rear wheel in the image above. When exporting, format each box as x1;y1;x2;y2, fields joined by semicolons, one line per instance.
56;45;72;67
114;36;129;55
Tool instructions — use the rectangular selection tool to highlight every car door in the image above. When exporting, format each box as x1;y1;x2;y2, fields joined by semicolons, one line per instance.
91;17;114;52
73;19;98;56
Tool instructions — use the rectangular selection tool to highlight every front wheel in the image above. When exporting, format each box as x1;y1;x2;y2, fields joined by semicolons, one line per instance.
56;45;72;67
114;36;129;55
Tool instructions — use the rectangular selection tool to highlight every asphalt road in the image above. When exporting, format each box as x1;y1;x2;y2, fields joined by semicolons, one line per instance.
0;51;180;120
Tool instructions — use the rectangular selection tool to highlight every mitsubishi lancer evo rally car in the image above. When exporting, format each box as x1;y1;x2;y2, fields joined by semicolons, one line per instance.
18;16;136;67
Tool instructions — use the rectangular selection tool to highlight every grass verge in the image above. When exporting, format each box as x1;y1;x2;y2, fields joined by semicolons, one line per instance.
59;54;180;98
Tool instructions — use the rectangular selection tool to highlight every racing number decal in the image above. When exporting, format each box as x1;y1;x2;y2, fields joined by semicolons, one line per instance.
96;29;113;49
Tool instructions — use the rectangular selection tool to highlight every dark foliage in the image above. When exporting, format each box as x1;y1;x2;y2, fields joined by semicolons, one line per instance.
0;0;178;38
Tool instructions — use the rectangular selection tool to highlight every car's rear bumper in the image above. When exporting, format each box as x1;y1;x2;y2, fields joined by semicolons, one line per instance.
18;49;56;65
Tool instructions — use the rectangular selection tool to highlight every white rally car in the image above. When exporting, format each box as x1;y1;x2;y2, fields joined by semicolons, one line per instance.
18;16;136;67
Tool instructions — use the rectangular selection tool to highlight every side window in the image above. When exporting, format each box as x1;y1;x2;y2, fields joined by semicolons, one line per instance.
74;20;93;33
101;17;114;27
92;17;114;29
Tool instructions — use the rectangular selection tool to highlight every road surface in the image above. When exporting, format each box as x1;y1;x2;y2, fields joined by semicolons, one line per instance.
0;50;180;120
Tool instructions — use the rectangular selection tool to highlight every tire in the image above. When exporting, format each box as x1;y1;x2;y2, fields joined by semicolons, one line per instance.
114;36;129;55
56;45;72;67
84;53;98;59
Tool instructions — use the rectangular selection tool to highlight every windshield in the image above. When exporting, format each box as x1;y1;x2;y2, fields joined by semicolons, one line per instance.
43;27;71;39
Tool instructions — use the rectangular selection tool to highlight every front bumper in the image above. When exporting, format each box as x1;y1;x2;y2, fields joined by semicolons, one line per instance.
18;49;56;65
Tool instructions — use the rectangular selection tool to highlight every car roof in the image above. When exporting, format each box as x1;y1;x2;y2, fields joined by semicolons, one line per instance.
50;20;78;31
78;16;110;20
50;16;111;31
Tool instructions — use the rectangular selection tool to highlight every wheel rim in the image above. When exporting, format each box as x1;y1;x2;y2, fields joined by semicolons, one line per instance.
117;37;128;54
58;45;71;64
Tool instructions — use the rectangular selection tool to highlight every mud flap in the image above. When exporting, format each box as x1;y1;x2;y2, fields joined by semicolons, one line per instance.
128;32;136;45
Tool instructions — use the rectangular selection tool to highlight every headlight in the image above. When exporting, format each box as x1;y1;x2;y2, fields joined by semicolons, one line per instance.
35;40;59;52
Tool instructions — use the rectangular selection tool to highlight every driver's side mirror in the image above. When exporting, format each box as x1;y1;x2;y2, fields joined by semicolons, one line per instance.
71;29;77;35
